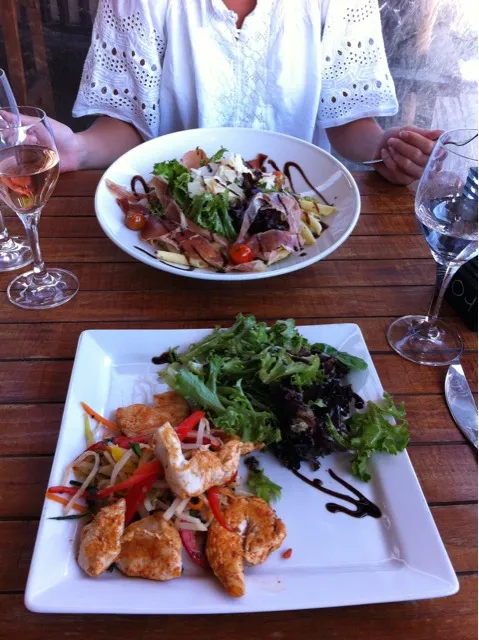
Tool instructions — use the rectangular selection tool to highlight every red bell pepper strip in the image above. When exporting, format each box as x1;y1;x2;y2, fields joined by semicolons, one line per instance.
206;487;233;532
179;529;209;569
86;434;151;453
175;411;205;442
124;474;157;525
87;441;107;452
96;460;162;498
181;434;220;451
47;485;81;496
226;471;238;485
112;435;151;448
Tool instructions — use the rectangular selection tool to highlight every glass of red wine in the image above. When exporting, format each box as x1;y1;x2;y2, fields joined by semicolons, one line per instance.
387;129;478;366
0;69;33;271
0;106;79;308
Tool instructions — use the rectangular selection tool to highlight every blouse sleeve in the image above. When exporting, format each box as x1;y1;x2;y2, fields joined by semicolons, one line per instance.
318;0;399;129
72;0;168;139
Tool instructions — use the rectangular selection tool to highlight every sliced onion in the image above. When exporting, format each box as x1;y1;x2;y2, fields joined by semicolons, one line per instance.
61;450;96;485
163;497;183;521
143;491;155;512
175;497;190;516
103;450;116;466
196;418;206;446
109;448;135;487
176;519;208;532
63;451;100;515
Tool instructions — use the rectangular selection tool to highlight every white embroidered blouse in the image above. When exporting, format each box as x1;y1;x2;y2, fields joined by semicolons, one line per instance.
73;0;398;150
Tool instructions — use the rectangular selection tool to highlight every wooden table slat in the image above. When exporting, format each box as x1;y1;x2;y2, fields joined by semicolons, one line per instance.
0;576;477;640
0;286;463;322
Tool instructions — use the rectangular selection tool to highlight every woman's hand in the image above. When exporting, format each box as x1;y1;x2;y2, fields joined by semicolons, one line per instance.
375;126;443;185
1;111;142;172
43;117;82;173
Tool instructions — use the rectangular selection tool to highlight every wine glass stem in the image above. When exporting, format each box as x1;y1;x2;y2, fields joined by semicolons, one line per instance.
426;261;461;324
19;209;47;280
0;209;10;243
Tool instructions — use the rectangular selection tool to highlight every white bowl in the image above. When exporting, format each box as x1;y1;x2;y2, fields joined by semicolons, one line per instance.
95;127;361;281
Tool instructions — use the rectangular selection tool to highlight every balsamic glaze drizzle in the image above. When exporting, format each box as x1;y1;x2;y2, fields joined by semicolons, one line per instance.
293;468;382;519
283;161;333;206
131;175;151;198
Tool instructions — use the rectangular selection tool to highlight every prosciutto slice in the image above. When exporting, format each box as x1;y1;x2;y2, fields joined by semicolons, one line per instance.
237;193;269;242
247;229;302;261
106;179;139;202
226;260;266;273
237;191;303;243
268;192;303;235
180;229;225;270
148;175;170;197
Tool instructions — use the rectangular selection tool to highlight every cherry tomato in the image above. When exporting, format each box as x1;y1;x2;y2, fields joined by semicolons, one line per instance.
125;211;147;231
229;243;253;265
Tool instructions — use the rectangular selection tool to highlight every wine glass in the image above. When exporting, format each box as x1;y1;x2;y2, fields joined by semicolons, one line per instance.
0;106;79;309
387;129;478;366
0;69;33;271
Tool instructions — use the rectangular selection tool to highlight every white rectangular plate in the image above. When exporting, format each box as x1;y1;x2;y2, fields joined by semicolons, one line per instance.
25;324;458;614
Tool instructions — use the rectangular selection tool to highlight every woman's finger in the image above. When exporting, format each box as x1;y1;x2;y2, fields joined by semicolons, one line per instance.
400;125;443;140
388;137;429;167
398;129;439;155
387;146;423;180
379;148;413;185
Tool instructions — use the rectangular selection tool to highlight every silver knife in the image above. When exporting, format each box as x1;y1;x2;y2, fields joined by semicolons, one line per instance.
445;364;478;448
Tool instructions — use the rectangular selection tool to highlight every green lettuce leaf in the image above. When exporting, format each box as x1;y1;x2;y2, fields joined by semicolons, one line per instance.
188;191;236;241
164;366;225;414
209;147;228;163
247;468;282;503
312;343;368;372
258;348;321;387
215;380;279;445
152;159;192;207
346;393;409;481
153;158;189;184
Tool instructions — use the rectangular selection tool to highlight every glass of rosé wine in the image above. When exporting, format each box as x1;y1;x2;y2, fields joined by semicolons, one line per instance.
0;107;78;309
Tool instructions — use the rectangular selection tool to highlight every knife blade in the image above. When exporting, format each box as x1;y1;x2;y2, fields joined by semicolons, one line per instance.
445;364;478;448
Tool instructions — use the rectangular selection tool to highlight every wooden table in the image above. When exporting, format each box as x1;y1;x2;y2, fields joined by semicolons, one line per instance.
0;170;477;639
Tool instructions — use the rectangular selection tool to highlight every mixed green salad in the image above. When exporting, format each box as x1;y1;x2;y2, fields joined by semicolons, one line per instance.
160;315;409;481
158;315;409;485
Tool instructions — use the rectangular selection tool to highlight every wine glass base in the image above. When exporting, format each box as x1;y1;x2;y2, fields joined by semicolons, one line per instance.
387;315;464;366
7;268;79;309
0;236;33;272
